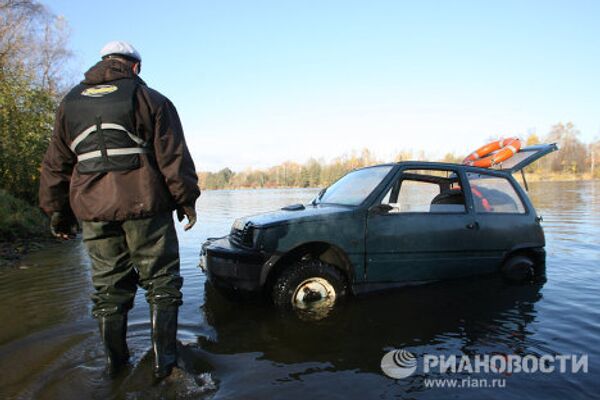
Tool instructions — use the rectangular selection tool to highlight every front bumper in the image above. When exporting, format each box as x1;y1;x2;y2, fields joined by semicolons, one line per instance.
200;236;266;292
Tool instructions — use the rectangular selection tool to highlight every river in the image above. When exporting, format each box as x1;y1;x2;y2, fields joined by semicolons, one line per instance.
0;182;598;399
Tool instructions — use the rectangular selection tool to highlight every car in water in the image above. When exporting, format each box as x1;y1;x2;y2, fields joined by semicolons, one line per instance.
200;143;557;311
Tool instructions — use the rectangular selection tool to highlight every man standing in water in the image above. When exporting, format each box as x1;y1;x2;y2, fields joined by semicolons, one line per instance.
39;41;200;380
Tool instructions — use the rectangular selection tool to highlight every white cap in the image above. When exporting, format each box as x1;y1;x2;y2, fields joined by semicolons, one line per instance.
100;41;141;62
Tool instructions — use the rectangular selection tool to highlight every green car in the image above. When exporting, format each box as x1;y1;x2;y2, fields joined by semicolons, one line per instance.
200;144;557;311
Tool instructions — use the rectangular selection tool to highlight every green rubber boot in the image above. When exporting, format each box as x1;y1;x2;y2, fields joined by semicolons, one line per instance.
98;314;130;377
151;305;179;380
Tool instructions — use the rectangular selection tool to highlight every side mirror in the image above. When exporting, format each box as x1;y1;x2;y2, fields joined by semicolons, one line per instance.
369;203;393;215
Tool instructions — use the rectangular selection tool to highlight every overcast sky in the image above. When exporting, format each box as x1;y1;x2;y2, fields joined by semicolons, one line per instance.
46;0;600;171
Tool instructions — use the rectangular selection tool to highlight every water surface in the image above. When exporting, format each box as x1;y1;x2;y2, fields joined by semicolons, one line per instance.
0;183;598;399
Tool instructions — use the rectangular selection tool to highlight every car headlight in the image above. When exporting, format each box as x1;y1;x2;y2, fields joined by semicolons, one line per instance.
230;219;257;248
232;217;247;231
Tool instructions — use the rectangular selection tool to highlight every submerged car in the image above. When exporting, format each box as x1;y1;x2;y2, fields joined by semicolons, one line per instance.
200;143;558;311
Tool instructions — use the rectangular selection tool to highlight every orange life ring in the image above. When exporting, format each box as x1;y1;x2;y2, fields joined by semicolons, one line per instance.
463;137;521;168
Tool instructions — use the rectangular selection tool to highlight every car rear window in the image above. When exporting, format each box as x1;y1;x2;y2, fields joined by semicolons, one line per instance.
466;173;526;214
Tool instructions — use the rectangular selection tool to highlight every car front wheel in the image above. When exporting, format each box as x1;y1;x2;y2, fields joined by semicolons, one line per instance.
272;259;347;311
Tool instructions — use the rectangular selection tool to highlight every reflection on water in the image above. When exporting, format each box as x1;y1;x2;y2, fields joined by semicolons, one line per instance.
0;183;599;399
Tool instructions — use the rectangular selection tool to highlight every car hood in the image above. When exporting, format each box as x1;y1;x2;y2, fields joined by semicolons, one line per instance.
239;204;355;228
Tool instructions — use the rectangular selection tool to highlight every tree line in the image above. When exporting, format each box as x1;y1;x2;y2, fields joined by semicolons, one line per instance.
198;123;600;190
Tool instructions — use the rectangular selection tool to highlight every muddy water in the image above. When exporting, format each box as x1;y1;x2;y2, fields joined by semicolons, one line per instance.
0;183;599;399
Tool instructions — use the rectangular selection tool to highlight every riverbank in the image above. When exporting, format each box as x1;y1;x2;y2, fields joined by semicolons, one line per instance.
0;190;52;267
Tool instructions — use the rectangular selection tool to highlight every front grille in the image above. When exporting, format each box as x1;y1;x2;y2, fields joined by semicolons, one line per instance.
230;222;254;248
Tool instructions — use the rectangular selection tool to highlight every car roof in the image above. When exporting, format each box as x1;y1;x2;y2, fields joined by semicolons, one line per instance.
394;160;505;173
354;161;468;170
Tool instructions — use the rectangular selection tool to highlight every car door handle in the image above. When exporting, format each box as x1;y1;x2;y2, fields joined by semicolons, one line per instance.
466;222;479;230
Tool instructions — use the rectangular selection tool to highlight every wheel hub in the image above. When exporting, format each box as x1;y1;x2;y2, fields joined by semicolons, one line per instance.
292;277;336;310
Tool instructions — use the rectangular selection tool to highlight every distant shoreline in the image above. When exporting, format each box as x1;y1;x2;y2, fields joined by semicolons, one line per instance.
198;174;598;191
519;173;597;182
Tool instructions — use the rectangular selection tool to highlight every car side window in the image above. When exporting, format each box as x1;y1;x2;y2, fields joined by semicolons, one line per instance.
381;169;466;213
466;172;526;214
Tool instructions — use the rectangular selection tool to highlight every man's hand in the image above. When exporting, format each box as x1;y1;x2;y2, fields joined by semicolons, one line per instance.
176;205;197;231
50;211;79;240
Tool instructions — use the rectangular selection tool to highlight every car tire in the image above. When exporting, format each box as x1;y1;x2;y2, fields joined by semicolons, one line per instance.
272;259;347;310
502;255;535;283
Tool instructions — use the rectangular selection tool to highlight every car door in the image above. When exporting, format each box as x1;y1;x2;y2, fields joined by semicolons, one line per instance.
463;170;533;271
365;167;481;283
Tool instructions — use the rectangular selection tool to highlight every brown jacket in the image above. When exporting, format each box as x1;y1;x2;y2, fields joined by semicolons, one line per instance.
39;59;200;221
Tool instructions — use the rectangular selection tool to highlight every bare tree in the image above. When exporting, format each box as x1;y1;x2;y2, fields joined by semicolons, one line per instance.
0;1;42;65
543;122;587;173
0;0;71;94
590;139;600;178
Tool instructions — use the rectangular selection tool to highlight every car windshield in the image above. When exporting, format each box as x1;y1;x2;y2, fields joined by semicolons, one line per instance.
316;166;393;206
